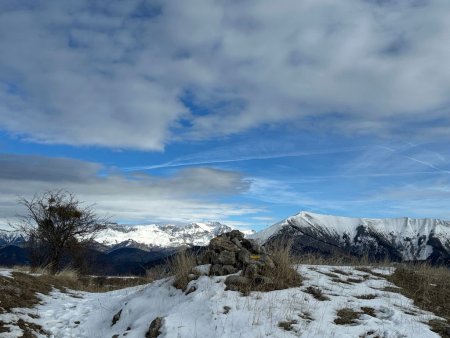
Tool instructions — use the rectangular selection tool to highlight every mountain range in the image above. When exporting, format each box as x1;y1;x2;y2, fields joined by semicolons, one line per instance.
1;212;449;273
251;211;450;264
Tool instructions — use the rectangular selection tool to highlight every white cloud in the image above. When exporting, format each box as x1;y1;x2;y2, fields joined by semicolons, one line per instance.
0;153;258;226
1;0;450;149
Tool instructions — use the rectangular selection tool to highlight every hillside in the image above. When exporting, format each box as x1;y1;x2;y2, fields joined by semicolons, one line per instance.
0;264;446;338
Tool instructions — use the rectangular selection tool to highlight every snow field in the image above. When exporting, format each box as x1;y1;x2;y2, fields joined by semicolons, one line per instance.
1;264;443;338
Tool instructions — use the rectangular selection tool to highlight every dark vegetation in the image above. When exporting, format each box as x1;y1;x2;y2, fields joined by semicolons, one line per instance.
13;190;108;274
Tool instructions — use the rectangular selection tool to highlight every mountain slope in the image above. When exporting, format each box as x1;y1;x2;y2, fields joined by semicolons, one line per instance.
252;211;450;264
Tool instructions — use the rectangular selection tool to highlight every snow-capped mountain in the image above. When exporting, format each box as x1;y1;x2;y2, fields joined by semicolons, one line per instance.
96;222;254;251
252;211;450;264
0;229;26;247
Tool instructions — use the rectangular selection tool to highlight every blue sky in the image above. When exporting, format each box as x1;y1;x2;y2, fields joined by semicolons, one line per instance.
1;0;450;231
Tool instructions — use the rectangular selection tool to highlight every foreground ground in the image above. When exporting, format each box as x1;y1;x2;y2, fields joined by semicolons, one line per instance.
0;264;448;338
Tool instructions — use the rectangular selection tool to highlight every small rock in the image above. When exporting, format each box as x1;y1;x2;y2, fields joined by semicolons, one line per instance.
145;317;163;338
232;238;243;248
111;309;122;326
225;275;250;290
185;285;197;295
222;265;238;275
210;264;238;275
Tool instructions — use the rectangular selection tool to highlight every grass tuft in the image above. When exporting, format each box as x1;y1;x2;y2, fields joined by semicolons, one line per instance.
334;308;360;325
261;240;302;291
168;250;198;291
305;286;329;301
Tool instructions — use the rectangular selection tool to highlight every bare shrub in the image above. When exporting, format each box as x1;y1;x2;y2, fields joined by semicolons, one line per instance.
14;190;108;274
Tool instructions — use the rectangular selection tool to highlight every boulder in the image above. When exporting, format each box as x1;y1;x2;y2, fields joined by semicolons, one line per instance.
210;237;240;253
216;250;236;265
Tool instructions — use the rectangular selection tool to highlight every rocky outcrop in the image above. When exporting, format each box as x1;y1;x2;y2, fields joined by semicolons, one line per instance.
199;230;299;292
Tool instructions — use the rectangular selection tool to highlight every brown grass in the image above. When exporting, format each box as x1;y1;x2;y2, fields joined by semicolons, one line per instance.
305;286;330;301
386;264;450;336
334;308;361;325
278;319;298;331
355;294;377;300
261;240;302;291
334;307;377;325
168;250;198;290
145;265;170;282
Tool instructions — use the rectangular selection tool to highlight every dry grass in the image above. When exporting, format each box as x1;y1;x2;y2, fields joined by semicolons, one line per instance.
334;308;361;325
278;319;298;331
168;249;198;290
145;265;170;282
334;307;377;325
355;294;377;300
305;286;329;301
386;264;450;336
261;240;302;291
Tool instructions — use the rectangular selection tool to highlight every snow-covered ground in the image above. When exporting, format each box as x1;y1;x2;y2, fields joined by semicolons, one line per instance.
0;265;443;338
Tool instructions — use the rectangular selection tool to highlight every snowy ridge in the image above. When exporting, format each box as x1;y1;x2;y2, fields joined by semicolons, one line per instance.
252;211;450;261
96;222;254;250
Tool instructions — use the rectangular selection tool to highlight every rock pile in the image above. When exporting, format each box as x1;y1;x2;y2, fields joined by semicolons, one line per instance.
200;230;278;291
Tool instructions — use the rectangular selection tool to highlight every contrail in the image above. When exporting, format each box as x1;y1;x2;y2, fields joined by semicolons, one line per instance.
122;146;367;172
379;146;450;175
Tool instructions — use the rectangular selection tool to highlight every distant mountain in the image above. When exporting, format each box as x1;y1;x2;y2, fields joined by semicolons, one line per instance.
0;229;26;247
251;211;450;264
96;222;253;251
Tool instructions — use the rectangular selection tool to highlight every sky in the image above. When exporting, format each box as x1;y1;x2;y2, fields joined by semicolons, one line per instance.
1;0;450;231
